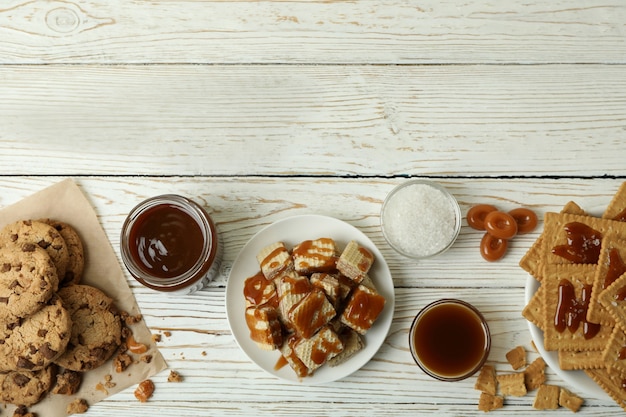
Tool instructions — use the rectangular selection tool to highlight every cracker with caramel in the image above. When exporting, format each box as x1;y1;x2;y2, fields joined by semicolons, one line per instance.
601;326;626;375
522;284;545;331
598;272;626;332
542;263;612;352
519;201;586;281
587;235;626;325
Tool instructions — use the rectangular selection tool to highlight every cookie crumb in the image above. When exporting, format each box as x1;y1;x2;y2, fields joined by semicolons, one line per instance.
66;398;89;414
52;369;82;395
168;370;183;382
474;364;497;395
163;331;172;337
151;333;162;343
134;379;155;402
95;382;108;395
13;405;37;417
114;352;133;373
140;354;153;364
559;387;584;412
201;351;207;356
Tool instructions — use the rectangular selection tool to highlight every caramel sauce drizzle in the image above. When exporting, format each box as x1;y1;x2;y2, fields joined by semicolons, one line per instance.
552;222;603;264
554;279;601;339
243;271;278;307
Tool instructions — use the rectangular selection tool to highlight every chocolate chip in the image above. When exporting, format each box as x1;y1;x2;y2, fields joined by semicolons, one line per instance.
17;357;35;370
0;297;8;304
9;279;19;289
40;343;57;359
21;243;36;252
12;373;31;387
38;329;48;337
37;239;51;249
10;233;18;242
1;263;10;272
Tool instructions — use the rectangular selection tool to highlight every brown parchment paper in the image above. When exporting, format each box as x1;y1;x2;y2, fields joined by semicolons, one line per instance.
0;179;167;415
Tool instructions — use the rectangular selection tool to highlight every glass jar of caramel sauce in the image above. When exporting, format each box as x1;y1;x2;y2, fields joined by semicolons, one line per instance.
120;195;222;294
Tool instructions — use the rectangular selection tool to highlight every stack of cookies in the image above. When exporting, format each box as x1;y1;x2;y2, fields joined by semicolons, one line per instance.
521;182;626;411
0;219;123;411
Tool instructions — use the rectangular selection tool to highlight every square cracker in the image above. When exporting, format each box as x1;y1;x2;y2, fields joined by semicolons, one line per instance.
586;366;626;412
533;384;560;410
559;388;584;412
474;364;497;395
603;181;626;221
587;235;626;325
601;326;626;375
524;357;546;391
497;372;527;397
542;263;613;352
519;201;585;280
523;284;545;331
558;348;605;371
506;346;526;370
477;392;503;413
598;271;626;332
542;212;626;266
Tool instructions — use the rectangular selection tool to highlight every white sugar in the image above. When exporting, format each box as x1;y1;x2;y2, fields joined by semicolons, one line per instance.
382;183;458;257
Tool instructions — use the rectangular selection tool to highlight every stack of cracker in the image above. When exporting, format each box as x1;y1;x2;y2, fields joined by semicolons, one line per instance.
244;238;386;378
0;219;124;414
521;182;626;411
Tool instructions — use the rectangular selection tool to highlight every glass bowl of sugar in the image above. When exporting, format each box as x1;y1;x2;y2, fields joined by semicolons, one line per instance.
380;179;461;259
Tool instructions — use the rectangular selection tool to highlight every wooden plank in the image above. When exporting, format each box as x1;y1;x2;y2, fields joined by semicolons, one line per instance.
0;177;621;414
0;0;625;64
2;64;626;176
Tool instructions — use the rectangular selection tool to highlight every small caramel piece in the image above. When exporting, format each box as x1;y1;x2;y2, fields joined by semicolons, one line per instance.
478;392;504;413
559;388;584;412
134;379;155;402
126;334;149;354
474;364;497;395
533;384;560;410
505;345;526;370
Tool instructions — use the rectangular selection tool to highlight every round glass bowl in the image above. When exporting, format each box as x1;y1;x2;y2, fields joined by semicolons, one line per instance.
120;194;222;295
380;179;461;259
409;299;491;382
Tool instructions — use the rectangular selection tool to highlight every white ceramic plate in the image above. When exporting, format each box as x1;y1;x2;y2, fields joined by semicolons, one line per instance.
525;275;609;399
225;214;395;384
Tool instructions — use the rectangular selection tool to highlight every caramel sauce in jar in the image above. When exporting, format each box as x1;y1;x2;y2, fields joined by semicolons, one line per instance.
409;299;490;381
121;195;221;294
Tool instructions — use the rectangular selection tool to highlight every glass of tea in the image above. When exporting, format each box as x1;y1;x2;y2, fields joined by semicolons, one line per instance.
409;299;491;381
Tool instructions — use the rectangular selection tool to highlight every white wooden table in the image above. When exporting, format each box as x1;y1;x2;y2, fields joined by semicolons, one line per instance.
1;0;626;415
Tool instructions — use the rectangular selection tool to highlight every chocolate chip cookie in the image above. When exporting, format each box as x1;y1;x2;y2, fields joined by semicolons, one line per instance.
54;285;122;371
38;219;84;286
0;295;72;372
0;220;70;283
0;365;56;406
0;244;58;322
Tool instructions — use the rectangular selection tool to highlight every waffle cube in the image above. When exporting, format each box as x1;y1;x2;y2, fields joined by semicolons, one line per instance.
336;240;374;283
288;288;337;339
280;334;312;378
294;326;344;372
292;238;338;275
276;272;311;328
245;305;283;351
256;242;294;280
340;284;386;334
